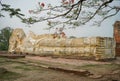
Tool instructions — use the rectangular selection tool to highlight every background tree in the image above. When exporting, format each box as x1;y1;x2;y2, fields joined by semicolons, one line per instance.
23;0;120;29
0;27;13;51
69;36;77;38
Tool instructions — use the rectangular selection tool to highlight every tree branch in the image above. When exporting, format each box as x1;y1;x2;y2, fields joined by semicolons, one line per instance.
100;9;119;24
83;0;114;24
75;0;83;20
28;0;86;23
0;1;2;6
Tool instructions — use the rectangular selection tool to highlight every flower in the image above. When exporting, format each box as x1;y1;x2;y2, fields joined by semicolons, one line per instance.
71;0;74;3
69;0;74;4
64;1;69;4
62;0;66;2
29;10;32;14
41;3;45;7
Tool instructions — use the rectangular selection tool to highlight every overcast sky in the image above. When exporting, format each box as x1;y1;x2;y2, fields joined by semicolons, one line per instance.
0;0;120;37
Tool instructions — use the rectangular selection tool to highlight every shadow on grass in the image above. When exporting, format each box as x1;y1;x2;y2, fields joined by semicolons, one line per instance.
0;71;22;81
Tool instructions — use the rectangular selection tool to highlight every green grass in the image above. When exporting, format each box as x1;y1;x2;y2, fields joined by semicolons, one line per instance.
0;57;13;66
14;65;33;71
75;63;120;75
76;64;120;69
0;71;22;80
14;65;40;71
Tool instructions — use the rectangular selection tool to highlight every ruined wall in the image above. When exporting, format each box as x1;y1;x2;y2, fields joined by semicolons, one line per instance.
114;21;120;56
9;28;115;60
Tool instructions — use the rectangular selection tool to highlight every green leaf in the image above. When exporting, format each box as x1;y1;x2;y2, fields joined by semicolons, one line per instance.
15;8;21;11
2;4;10;8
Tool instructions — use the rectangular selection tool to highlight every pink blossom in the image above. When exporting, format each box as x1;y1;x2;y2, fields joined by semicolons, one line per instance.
69;0;74;4
41;3;45;7
29;10;32;14
71;0;74;3
62;0;66;2
64;1;69;4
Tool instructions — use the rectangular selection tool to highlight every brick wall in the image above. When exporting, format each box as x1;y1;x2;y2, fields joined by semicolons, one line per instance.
114;21;120;56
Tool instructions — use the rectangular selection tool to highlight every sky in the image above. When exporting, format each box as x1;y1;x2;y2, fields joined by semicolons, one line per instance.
0;0;120;37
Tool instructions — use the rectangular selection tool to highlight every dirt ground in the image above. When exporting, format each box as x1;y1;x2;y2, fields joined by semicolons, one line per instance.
0;55;120;81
